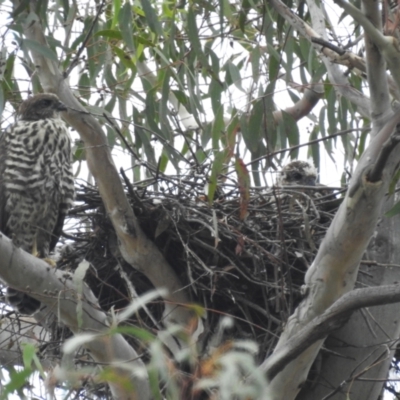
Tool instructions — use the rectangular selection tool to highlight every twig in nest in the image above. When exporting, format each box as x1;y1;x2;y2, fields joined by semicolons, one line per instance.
115;262;161;329
120;168;144;209
296;199;317;252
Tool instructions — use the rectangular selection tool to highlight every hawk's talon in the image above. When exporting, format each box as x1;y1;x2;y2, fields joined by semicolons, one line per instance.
42;257;57;267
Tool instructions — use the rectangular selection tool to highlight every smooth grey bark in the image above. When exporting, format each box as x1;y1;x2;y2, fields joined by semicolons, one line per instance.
297;203;400;400
266;283;400;382
296;0;400;398
0;234;151;400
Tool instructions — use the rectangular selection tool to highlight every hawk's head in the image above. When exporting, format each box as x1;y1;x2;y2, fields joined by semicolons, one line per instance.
18;93;67;121
277;160;318;187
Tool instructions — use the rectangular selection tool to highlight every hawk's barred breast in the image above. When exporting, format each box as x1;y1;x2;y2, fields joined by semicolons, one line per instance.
5;118;74;193
0;93;75;314
3;117;75;254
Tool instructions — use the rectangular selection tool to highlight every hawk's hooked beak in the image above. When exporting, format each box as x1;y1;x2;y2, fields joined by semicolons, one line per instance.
56;101;68;112
304;176;316;186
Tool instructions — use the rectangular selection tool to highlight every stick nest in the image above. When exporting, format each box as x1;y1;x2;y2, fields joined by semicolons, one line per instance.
61;170;341;357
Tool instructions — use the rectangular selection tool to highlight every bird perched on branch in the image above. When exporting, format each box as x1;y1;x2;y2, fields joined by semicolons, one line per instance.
0;93;75;314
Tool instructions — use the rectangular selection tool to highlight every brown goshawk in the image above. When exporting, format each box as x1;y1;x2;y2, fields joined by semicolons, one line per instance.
275;160;339;211
277;160;318;187
0;93;75;314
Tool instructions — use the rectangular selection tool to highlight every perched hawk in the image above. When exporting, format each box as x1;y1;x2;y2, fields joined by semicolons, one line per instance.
0;94;75;314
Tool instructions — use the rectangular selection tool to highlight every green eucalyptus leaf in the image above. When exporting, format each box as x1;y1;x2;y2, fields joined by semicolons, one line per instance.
112;0;121;29
23;39;58;61
140;0;163;36
119;2;135;52
95;29;123;40
78;73;91;100
386;200;400;218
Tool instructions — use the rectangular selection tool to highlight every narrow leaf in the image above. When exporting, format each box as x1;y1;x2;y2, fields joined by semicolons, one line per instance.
227;61;244;92
140;0;163;36
0;369;32;399
63;332;100;354
117;289;167;323
245;100;263;154
73;260;90;329
78;73;91;100
95;29;123;40
187;7;209;69
208;150;228;203
112;0;121;29
212;105;225;149
23;39;58;61
0;87;4;117
386;200;400;217
21;343;36;368
235;158;250;220
251;46;260;83
119;2;135;52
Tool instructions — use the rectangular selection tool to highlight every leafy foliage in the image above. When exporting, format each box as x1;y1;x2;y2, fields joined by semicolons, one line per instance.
1;0;365;181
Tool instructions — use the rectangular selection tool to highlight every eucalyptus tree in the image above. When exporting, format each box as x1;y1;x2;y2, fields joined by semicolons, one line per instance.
0;0;399;399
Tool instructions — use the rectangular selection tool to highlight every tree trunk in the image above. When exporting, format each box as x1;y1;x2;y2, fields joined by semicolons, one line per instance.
299;198;400;400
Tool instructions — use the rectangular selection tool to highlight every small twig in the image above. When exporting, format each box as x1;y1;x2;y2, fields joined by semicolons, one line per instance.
241;127;369;174
63;0;106;77
115;262;161;329
311;37;346;56
295;199;317;252
120;168;144;208
180;128;200;167
360;260;400;268
103;113;141;162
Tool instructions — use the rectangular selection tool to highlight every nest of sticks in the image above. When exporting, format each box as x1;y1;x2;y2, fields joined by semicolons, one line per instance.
60;168;342;357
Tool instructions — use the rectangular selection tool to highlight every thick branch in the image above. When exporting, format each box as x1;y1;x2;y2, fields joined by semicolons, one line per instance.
0;235;150;400
335;0;400;93
270;0;371;117
273;82;324;122
266;284;400;381
362;0;392;129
